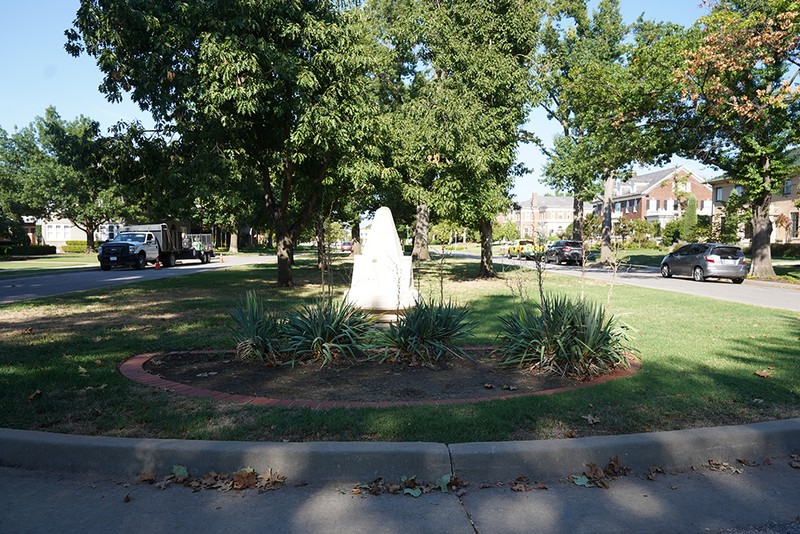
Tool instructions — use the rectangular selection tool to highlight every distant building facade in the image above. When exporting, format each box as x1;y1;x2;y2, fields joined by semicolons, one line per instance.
498;193;593;241
592;166;713;228
707;172;800;245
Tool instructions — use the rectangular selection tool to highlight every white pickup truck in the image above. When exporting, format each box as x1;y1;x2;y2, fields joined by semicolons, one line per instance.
97;223;214;271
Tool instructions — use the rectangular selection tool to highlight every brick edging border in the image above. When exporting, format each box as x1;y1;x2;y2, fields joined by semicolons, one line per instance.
119;350;641;410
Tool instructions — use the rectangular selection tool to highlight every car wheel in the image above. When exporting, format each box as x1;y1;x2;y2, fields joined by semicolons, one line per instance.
732;277;744;284
134;252;146;270
692;266;705;282
660;264;671;278
100;261;111;271
557;255;564;265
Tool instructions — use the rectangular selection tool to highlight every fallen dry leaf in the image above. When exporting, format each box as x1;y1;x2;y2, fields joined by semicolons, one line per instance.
28;390;42;401
511;476;532;492
483;383;495;389
582;414;600;425
646;466;664;481
755;370;771;378
123;493;132;503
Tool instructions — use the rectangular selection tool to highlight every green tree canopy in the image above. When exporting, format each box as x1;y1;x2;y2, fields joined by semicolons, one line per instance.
677;0;800;277
68;0;385;285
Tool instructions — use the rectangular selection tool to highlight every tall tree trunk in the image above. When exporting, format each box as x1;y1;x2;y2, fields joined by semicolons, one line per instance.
316;215;326;270
412;204;430;261
572;196;584;241
749;195;776;278
228;230;239;253
84;221;97;253
276;230;294;287
478;218;496;278
600;171;616;263
351;219;362;255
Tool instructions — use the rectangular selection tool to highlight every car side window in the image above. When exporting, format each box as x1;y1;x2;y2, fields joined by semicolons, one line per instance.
675;245;690;256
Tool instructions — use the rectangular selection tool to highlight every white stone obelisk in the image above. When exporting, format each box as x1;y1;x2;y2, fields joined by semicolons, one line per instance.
345;207;418;312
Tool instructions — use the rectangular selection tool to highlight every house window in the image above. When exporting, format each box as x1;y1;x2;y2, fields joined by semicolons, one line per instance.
614;202;621;213
656;199;661;210
734;185;744;196
714;187;723;202
792;212;799;238
783;179;793;196
633;200;638;213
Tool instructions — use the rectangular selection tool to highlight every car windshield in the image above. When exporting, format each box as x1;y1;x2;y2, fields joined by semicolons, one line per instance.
114;233;146;243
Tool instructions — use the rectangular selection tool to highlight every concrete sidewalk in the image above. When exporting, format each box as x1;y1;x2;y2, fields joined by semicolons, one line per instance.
1;420;799;533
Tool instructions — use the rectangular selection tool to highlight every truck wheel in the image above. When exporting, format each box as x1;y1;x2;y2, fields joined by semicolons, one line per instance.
164;253;176;267
100;261;111;271
134;253;146;270
200;252;208;264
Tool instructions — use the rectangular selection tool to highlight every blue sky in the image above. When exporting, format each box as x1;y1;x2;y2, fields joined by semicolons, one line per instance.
0;1;715;199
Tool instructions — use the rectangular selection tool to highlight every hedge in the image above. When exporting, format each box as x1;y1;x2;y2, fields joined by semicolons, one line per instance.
61;240;101;253
0;245;57;257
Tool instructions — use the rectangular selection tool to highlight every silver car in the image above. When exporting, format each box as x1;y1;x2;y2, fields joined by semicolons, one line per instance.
660;243;748;284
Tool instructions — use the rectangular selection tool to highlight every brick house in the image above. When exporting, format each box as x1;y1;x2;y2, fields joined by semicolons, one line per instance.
592;166;713;229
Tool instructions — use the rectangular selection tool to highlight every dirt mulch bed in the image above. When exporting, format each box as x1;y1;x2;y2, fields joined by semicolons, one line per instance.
141;349;636;404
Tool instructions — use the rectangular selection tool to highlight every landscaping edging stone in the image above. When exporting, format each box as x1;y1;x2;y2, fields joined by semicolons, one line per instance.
119;350;642;408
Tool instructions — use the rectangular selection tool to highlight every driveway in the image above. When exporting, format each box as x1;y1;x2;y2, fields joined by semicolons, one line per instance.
0;254;275;305
494;256;800;313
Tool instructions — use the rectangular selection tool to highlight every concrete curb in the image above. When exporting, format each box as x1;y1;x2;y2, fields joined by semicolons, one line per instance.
0;428;451;482
451;418;800;482
2;418;798;483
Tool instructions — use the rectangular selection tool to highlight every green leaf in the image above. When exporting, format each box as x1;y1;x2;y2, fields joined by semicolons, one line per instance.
403;487;423;498
572;475;594;488
438;474;451;493
172;465;189;481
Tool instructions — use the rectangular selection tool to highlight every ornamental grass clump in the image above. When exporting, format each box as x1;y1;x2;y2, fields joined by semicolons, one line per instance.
283;299;374;368
496;293;633;380
229;290;286;364
381;299;475;364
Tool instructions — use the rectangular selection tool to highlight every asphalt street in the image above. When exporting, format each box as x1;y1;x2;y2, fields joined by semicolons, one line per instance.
0;253;275;305
494;256;800;313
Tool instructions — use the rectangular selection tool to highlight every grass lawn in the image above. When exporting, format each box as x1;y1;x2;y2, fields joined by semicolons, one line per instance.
0;253;98;279
1;255;798;444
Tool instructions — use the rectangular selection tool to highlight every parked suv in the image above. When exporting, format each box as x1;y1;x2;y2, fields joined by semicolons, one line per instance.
660;243;747;283
545;240;584;265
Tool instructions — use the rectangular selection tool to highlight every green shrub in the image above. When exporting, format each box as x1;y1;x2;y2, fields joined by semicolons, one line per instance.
661;220;682;246
496;293;633;380
380;299;474;364
771;243;800;258
283;299;374;367
229;290;286;365
61;241;101;253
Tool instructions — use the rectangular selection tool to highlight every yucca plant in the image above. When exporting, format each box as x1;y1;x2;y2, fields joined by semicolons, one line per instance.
283;299;374;367
496;293;633;380
381;299;474;364
229;290;286;364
